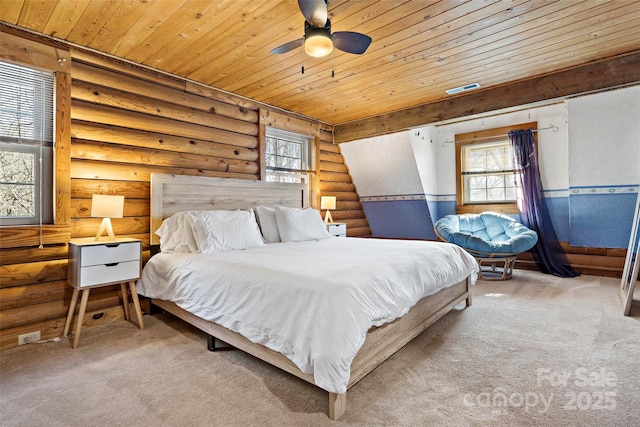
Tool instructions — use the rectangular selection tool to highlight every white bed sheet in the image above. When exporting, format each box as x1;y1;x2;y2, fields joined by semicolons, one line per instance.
136;237;478;393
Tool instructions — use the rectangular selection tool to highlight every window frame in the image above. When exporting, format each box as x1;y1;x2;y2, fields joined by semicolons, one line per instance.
0;30;71;249
455;122;537;215
0;60;55;226
264;126;314;184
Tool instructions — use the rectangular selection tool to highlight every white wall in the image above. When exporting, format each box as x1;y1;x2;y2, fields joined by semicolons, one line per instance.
409;126;439;196
339;131;423;197
568;86;640;187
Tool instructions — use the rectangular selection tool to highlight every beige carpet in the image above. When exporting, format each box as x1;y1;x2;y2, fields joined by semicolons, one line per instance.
1;270;639;427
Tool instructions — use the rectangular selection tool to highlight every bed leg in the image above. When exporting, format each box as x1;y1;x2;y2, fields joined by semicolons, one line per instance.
207;335;216;352
329;392;346;420
466;292;472;307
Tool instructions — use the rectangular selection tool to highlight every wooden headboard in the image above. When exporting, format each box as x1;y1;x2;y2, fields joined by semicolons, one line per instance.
149;174;309;245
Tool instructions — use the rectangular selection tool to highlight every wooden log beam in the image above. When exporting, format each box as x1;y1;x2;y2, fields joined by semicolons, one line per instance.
71;121;258;162
0;244;68;266
70;159;258;182
72;80;259;136
333;50;640;143
71;179;149;199
0;280;71;310
0;226;71;250
319;181;356;193
0;259;68;288
71;59;259;122
71;100;258;149
348;226;372;237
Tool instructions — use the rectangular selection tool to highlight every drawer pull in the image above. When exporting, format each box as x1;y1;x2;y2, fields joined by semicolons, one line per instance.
105;262;120;267
105;243;121;248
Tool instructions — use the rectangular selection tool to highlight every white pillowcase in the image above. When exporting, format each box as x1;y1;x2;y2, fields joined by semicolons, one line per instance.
155;211;199;253
253;206;281;243
274;206;331;242
189;209;265;253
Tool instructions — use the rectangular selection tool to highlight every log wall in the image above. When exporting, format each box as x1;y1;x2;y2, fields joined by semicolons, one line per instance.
0;29;370;351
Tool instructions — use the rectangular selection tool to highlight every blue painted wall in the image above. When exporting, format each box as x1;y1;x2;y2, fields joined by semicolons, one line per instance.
361;198;435;239
568;187;638;248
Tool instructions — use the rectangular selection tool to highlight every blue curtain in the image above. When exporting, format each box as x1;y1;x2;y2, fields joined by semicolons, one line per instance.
509;129;579;277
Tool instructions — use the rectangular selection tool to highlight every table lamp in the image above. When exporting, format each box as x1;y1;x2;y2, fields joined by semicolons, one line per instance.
320;196;336;224
91;194;124;241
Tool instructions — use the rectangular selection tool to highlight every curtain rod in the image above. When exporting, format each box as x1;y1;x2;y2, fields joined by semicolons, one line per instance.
440;124;559;146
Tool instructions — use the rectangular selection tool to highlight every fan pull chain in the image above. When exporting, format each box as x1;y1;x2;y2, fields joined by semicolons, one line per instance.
331;50;335;78
301;49;305;74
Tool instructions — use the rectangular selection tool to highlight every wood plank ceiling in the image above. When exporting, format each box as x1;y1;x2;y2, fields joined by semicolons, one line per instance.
2;0;640;126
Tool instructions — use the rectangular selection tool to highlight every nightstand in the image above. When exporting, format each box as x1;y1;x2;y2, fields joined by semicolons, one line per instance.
326;222;347;237
63;237;144;348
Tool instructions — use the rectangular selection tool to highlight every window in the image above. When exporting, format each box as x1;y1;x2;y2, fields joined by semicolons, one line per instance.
0;60;54;225
455;122;536;214
461;140;520;204
265;127;313;183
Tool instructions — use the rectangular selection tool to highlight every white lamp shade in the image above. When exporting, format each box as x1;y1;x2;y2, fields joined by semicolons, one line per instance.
91;194;124;218
321;196;336;210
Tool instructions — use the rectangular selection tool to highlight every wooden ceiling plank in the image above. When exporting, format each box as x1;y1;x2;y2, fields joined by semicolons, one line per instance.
16;0;57;32
110;0;189;58
151;0;269;76
42;0;92;39
263;0;599;107
65;0;123;46
321;17;640;120
252;0;545;105
317;43;639;124
206;0;366;88
238;0;491;101
303;36;640;124
333;51;640;143
124;0;230;64
179;0;302;81
213;0;397;86
88;0;156;52
0;0;26;23
275;1;639;120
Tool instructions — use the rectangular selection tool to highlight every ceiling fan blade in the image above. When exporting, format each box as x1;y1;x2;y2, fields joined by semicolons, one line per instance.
298;0;328;27
332;31;372;55
270;38;304;54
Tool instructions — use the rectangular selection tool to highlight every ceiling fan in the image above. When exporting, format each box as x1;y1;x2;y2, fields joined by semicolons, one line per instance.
270;0;372;58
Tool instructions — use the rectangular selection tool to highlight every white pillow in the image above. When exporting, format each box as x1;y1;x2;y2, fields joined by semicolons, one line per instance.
189;210;264;253
274;206;331;242
155;211;199;253
253;206;281;243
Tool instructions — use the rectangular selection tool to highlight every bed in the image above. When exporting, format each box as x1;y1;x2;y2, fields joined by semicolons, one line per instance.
137;173;479;420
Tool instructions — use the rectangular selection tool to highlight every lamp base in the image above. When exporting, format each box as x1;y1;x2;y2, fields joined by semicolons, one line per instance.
324;210;333;224
95;217;116;241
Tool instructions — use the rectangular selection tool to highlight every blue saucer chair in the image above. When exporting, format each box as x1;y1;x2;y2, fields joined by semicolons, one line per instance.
434;211;538;280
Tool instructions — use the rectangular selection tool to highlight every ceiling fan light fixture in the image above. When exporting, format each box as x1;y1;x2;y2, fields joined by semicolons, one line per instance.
305;28;333;57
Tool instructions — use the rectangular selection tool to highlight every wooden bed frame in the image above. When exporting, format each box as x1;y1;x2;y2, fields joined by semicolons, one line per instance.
148;173;472;420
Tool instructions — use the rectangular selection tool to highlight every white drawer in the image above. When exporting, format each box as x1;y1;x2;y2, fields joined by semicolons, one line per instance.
327;223;347;237
78;260;140;288
81;242;140;266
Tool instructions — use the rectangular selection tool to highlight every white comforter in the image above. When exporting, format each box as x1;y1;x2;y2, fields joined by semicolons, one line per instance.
136;238;478;393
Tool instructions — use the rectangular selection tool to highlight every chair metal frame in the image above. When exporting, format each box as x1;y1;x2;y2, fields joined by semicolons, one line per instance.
434;227;520;281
